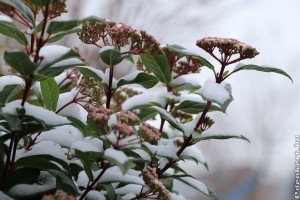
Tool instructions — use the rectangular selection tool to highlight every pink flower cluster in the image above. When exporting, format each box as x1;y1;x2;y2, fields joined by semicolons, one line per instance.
196;37;259;59
111;122;134;136
143;166;171;200
108;23;136;46
89;106;112;123
139;123;161;142
116;111;140;125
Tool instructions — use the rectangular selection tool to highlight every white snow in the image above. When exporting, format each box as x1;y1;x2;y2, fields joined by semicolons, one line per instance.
50;58;83;68
131;149;151;161
144;140;179;159
38;45;70;69
71;137;103;153
181;146;206;165
170;193;187;200
1;100;70;126
233;62;246;71
37;125;82;148
0;191;13;200
0;15;12;22
197;79;230;104
104;148;128;164
121;193;137;200
179;176;209;195
8;172;55;198
0;75;24;92
21;141;67;161
115;184;143;195
99;45;116;53
56;88;88;123
86;190;106;200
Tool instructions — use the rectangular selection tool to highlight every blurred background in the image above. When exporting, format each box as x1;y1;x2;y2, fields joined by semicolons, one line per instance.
1;0;299;199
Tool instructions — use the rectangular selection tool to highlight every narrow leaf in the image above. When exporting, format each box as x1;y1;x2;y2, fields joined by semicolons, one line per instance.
140;54;171;83
231;64;293;82
197;133;250;143
0;21;28;45
4;51;37;76
176;100;223;114
47;20;81;35
48;28;81;43
117;72;159;88
40;77;59;111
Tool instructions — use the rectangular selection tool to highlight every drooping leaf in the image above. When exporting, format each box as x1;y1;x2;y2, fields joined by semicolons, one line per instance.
0;0;35;27
99;46;123;66
151;106;184;132
103;184;117;200
140;54;171;83
77;66;103;82
197;133;250;143
0;21;28;45
0;85;23;106
40;77;59;111
117;72;159;88
4;51;37;76
47;20;81;35
176;100;223;114
231;64;293;82
74;150;94;181
48;28;81;43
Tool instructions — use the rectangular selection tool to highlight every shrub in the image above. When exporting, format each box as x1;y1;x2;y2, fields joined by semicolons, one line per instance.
0;0;292;199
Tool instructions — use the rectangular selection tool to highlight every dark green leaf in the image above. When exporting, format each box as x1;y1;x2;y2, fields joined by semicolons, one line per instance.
4;51;37;76
40;77;59;111
231;64;293;82
117;72;159;88
48;28;81;43
137;108;157;121
103;184;117;200
151;106;184;132
74;150;94;181
0;0;35;27
0;21;28;45
176;100;223;114
1;113;21;131
198;133;250;143
67;116;93;137
83;16;108;25
99;46;123;66
195;56;215;70
47;20;81;34
77;66;103;82
0;85;23;106
25;0;48;7
6;168;40;189
140;54;171;83
104;152;135;174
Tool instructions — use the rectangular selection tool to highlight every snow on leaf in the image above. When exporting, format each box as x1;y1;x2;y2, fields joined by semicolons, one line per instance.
71;137;103;153
104;148;128;164
0;76;24;92
1;100;70;126
175;176;209;195
181;146;206;166
144;140;179;159
0;15;12;22
115;184;143;195
197;79;230;104
86;190;106;200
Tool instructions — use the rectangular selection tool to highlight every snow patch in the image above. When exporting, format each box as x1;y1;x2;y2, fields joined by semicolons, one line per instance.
197;79;230;104
104;148;128;164
0;15;12;22
0;75;24;92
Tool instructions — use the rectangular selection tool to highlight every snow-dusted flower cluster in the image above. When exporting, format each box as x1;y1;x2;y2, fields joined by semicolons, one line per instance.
116;110;140;125
139;123;161;142
196;37;259;59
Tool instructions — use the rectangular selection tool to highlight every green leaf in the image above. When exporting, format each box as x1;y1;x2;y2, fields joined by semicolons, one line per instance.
176;100;224;114
0;21;28;45
137;108;157;121
0;0;35;27
40;77;59;111
103;184;117;200
74;150;94;181
140;54;171;83
104;150;135;174
77;66;103;82
67;116;92;137
6;168;40;189
0;85;23;106
25;0;49;7
231;64;293;82
4;51;37;76
151;106;184;132
82;16;109;25
99;46;123;66
165;45;214;70
47;20;81;35
117;72;159;88
197;133;250;143
48;28;81;43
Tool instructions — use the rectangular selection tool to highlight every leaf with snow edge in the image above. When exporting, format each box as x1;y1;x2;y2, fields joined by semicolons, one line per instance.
165;44;215;70
99;46;124;66
16;154;77;195
68;116;94;137
230;64;293;82
117;72;159;88
171;175;219;199
47;20;81;34
143;142;179;159
181;146;208;170
196;133;250;143
123;147;152;162
0;85;23;106
4;51;37;76
103;184;118;200
140;54;171;83
40;77;59;111
48;28;81;43
0;21;28;45
71;140;103;153
169;82;201;92
0;0;35;27
82;15;109;25
151;106;184;132
104;148;135;174
5;168;40;189
176;100;223;114
77;66;104;83
86;190;106;200
137;107;157;121
75;150;94;181
1;100;70;126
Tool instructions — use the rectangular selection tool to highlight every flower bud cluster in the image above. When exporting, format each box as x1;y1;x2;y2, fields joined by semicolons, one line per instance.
89;106;112;124
42;190;75;200
143;166;171;200
139;123;161;142
196;37;259;59
49;0;67;19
